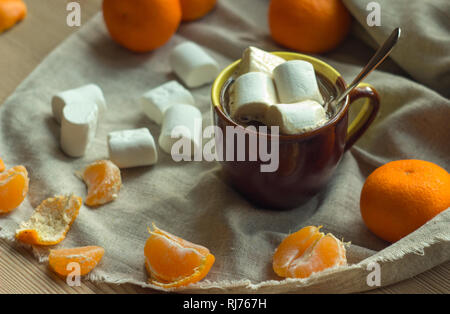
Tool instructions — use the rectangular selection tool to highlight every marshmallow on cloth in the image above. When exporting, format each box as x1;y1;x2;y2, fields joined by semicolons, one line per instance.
265;100;327;135
60;102;99;157
140;80;195;125
159;104;202;157
230;72;278;123
236;46;285;77
273;60;323;104
52;84;106;124
170;42;220;88
108;128;158;168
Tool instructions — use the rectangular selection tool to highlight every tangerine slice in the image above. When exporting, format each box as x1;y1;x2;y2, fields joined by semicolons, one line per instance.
144;224;215;288
49;246;105;277
0;157;5;172
15;195;82;246
273;226;347;279
82;160;122;207
0;165;29;214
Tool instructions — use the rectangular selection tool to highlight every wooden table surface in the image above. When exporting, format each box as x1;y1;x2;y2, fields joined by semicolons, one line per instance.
0;0;448;294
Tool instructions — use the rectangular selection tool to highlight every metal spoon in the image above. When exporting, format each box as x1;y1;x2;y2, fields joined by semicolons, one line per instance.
326;27;401;109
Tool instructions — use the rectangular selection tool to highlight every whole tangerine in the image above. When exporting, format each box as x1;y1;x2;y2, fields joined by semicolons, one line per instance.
268;0;352;53
360;160;450;243
0;0;27;33
102;0;181;52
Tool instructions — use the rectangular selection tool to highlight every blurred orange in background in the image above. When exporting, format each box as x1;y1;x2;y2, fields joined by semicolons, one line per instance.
103;0;182;52
268;0;351;53
0;0;27;33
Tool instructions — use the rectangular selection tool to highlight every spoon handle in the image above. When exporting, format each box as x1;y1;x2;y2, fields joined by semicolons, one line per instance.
335;27;401;105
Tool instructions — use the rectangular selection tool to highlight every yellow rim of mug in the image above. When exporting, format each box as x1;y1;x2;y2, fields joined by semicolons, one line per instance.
211;51;375;141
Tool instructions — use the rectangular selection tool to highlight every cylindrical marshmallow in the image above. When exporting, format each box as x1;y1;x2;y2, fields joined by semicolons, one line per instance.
170;42;220;88
140;80;195;125
273;60;324;104
230;72;278;123
52;84;106;124
60;101;99;157
236;46;285;77
108;128;158;168
159;104;202;157
265;100;327;135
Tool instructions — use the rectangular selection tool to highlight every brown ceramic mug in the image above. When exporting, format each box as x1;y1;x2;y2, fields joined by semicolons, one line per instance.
211;52;380;209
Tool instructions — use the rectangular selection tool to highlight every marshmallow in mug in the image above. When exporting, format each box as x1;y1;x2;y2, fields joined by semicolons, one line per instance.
159;104;202;157
108;128;158;168
230;72;278;123
140;80;195;125
52;84;106;124
265;100;327;135
60;101;99;157
236;46;286;77
170;42;220;88
273;60;324;104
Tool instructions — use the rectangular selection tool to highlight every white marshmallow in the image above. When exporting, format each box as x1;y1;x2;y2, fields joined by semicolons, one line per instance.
140;81;195;125
159;104;202;157
265;100;327;135
236;46;286;77
108;128;158;168
230;72;278;123
170;42;220;88
60;101;99;157
52;84;106;124
273;60;324;104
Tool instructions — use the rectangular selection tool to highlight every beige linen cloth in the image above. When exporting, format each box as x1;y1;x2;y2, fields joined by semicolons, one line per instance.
0;0;449;293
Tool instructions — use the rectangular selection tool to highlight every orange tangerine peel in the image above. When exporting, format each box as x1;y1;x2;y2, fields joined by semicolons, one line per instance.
81;160;122;207
0;165;29;214
144;224;215;288
49;246;105;277
273;226;347;279
15;195;82;246
0;0;27;33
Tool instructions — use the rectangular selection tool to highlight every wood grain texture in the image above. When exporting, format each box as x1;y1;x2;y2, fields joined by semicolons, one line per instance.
0;0;448;294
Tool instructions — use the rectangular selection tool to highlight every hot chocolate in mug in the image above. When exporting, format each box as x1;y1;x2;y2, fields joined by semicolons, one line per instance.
211;52;380;209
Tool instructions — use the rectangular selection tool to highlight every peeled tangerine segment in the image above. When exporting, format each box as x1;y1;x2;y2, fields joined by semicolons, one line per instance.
144;224;215;288
15;195;82;246
273;226;347;279
82;160;122;207
0;165;29;214
49;246;105;277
